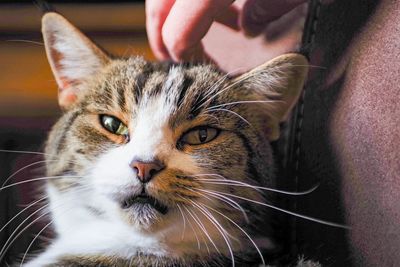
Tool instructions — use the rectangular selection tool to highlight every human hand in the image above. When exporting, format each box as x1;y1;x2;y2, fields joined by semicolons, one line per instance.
146;0;307;65
240;0;308;36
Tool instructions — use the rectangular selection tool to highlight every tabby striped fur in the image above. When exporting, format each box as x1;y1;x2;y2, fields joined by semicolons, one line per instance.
23;13;308;267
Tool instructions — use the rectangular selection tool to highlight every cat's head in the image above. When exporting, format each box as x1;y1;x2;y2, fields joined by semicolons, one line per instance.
41;12;307;260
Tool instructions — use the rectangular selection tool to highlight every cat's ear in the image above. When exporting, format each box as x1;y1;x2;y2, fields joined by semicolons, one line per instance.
41;12;110;109
233;53;308;141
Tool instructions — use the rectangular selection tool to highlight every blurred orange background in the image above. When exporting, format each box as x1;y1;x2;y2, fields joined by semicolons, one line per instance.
0;2;152;118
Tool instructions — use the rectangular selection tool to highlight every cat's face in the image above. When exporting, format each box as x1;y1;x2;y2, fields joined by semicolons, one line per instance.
41;13;307;261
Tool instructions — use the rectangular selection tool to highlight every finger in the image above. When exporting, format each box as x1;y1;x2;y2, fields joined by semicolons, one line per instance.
263;2;308;41
179;42;217;64
145;0;175;60
215;5;240;31
161;0;234;62
241;0;308;36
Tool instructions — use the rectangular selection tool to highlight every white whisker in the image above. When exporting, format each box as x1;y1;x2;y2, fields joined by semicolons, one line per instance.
176;204;187;241
0;175;82;191
19;220;53;267
190;201;235;267
200;203;265;265
186;210;201;250
6;39;44;46
188;208;212;255
197;68;244;110
191;201;235;240
212;190;350;229
207;100;277;111
0;195;48;235
196;113;221;125
198;69;252;110
183;206;215;255
0;204;50;261
200;73;229;100
1;159;56;188
194;178;319;196
184;186;249;222
191;173;227;180
209;108;252;126
0;149;50;157
0;186;89;261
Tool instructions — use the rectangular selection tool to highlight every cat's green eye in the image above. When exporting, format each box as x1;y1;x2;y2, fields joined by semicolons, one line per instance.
100;115;129;136
181;127;219;145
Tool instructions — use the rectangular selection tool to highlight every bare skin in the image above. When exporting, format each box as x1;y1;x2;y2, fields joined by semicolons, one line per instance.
146;0;308;63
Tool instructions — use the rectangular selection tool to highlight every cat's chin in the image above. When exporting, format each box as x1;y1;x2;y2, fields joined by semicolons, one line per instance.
119;192;170;228
121;193;169;215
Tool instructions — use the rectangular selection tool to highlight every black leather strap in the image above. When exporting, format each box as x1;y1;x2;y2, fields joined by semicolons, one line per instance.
281;0;322;259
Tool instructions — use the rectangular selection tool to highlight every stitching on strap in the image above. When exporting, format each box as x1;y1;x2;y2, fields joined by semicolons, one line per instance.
289;0;322;258
295;1;322;188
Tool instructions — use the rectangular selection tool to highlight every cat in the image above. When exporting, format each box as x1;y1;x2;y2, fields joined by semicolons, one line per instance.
20;12;309;267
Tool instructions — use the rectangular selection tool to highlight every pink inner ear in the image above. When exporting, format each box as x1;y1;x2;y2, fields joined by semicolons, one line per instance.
58;77;77;108
59;76;71;90
58;88;77;108
49;43;79;108
49;43;72;90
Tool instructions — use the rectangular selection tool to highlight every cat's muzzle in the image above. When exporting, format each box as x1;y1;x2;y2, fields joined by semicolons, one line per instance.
121;192;169;215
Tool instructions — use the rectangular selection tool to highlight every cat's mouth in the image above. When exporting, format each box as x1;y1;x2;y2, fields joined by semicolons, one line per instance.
121;193;168;215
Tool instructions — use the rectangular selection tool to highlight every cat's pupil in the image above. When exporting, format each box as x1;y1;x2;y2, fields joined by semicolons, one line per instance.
102;115;121;133
199;129;208;143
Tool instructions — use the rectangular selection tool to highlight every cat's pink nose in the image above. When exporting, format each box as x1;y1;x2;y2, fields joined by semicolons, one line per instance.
130;160;164;183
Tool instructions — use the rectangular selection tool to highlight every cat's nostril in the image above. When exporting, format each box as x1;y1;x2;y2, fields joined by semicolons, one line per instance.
130;159;165;183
